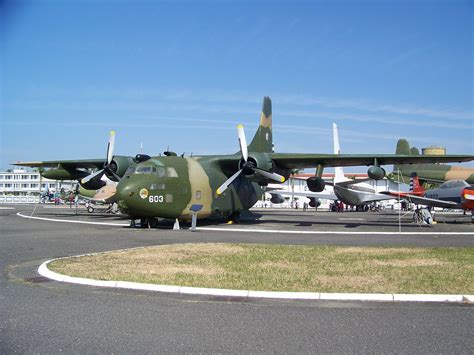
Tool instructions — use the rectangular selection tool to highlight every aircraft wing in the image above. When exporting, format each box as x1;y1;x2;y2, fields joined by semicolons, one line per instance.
12;159;106;169
269;153;474;169
271;190;337;200
379;191;459;209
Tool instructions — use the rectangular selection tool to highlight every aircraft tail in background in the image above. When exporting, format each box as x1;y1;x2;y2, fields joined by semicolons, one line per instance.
332;123;346;184
409;172;425;196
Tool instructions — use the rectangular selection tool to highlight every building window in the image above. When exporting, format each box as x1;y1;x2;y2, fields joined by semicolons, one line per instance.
31;175;38;179
5;184;11;188
21;184;29;188
14;175;20;180
5;176;11;180
0;175;4;180
31;184;38;188
21;175;28;180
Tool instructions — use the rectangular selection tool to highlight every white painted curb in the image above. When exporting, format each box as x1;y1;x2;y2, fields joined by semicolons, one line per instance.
17;212;128;227
38;259;473;304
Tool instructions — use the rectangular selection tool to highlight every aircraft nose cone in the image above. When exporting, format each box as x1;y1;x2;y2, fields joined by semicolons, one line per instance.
116;179;139;214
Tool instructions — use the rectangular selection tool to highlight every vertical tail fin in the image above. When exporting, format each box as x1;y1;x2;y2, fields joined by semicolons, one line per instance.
396;139;411;155
409;172;425;195
394;138;412;175
248;96;273;153
333;123;346;183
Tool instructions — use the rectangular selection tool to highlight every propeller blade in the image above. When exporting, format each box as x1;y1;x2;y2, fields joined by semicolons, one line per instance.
216;169;242;195
106;168;121;182
106;130;115;164
80;168;105;184
237;124;248;162
253;168;286;183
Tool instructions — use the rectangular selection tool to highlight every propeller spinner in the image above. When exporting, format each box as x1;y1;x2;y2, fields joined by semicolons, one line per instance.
81;131;121;184
216;124;285;195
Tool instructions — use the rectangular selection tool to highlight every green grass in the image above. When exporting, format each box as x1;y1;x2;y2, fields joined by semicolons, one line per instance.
49;244;474;294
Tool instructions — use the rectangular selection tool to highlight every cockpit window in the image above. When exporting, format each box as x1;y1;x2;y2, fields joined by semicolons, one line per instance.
125;166;136;174
136;166;152;174
439;180;470;189
156;167;166;177
167;167;178;178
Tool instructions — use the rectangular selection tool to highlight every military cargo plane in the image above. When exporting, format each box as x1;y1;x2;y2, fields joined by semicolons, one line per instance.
393;139;474;184
14;97;474;227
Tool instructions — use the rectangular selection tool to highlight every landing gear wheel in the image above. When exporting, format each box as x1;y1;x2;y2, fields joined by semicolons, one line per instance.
228;212;241;224
148;217;159;228
140;217;149;228
87;206;94;213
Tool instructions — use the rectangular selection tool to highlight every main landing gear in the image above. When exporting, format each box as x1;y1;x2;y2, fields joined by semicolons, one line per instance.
129;217;159;228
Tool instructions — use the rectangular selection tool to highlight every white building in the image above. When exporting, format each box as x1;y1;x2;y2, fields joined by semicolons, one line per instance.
0;169;74;203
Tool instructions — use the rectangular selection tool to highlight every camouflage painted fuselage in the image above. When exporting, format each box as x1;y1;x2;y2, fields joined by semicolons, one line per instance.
395;163;474;185
394;139;474;184
116;155;264;220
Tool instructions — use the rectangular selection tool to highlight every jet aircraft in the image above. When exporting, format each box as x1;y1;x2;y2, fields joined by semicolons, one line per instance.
269;123;396;209
13;97;474;227
383;173;474;213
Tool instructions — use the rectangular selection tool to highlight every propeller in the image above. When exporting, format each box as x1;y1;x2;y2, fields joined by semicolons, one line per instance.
216;124;285;195
81;131;121;184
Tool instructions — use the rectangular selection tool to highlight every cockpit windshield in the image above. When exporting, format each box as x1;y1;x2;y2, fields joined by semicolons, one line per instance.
125;165;179;177
136;166;153;174
439;180;470;189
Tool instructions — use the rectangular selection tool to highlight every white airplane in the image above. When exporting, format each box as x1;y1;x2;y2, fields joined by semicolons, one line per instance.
269;123;398;208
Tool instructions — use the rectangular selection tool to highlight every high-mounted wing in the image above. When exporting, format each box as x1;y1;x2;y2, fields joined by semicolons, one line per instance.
269;153;474;169
13;159;105;169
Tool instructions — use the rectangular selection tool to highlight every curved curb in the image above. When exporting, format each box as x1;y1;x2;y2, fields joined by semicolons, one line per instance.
38;258;473;304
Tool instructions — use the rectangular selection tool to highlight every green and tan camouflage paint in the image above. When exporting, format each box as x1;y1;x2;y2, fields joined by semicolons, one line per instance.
394;139;474;184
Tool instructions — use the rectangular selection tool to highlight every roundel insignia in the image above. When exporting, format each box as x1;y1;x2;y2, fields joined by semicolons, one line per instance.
139;188;149;199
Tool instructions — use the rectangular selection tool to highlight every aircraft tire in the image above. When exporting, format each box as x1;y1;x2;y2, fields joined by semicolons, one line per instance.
140;217;149;228
148;217;159;228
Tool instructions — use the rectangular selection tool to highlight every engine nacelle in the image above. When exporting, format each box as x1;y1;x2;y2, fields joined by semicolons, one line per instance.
307;176;326;192
239;152;272;175
367;166;386;180
80;178;106;190
107;155;136;181
308;197;321;208
270;193;285;204
42;167;89;181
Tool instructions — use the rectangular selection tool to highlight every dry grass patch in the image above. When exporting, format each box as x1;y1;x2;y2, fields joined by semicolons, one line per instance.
371;259;451;268
48;244;474;294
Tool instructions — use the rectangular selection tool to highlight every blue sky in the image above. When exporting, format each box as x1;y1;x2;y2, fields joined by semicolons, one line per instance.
1;0;473;171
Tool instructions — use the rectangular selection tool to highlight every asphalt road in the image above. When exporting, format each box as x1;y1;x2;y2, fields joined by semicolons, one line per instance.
1;205;473;353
